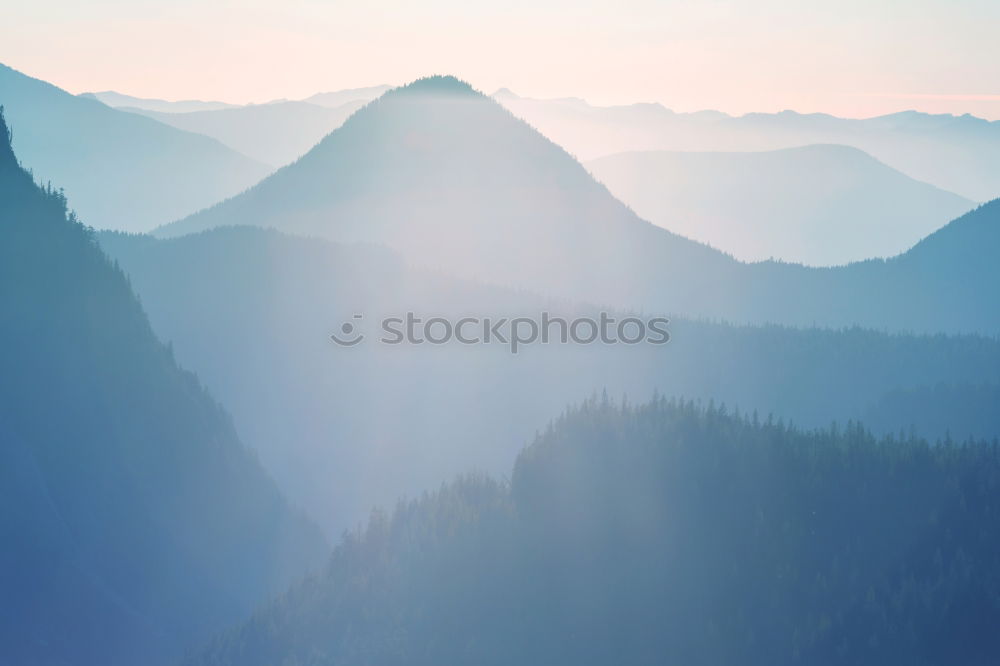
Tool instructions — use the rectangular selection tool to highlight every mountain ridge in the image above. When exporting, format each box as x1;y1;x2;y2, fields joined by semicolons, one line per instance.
0;62;269;231
497;91;1000;200
101;222;1000;535
121;99;367;167
153;75;998;335
587;144;975;265
0;108;326;665
80;90;239;112
185;397;1000;666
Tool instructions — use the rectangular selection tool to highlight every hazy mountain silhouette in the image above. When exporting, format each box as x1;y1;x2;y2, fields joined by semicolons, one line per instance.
187;398;1000;666
83;85;389;113
154;76;999;335
124;99;367;167
80;90;238;113
0;63;269;231
304;85;391;108
156;76;740;314
588;145;974;265
0;110;325;665
496;90;1000;201
100;224;1000;535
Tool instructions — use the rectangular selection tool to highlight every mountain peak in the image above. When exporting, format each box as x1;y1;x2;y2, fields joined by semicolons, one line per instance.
389;75;481;98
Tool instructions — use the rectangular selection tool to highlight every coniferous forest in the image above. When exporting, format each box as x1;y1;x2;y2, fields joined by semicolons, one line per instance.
0;108;325;665
189;398;1000;666
2;7;1000;663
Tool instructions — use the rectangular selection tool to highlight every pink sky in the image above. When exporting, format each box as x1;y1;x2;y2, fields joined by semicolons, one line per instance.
4;0;999;119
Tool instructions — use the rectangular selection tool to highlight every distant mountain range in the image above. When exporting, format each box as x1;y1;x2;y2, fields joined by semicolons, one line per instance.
78;77;1000;263
93;84;978;264
101;224;1000;535
79;90;239;112
83;84;391;113
83;84;390;167
10;70;996;664
154;76;1000;336
0;63;269;231
496;89;1000;202
122;99;368;167
0;110;325;665
587;145;974;265
303;85;391;108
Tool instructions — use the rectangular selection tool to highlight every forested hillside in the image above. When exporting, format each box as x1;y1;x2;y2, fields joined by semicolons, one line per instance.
99;225;1000;535
0;109;326;665
190;397;1000;666
862;383;1000;443
5;5;998;666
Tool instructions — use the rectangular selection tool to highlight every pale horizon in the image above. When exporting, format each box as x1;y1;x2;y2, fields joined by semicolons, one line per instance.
4;0;1000;120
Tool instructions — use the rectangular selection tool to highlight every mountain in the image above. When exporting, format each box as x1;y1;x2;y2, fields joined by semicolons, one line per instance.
154;76;999;336
587;145;974;265
99;225;1000;535
862;383;1000;443
155;76;739;318
187;397;1000;666
124;99;367;167
0;63;269;231
0;110;325;665
304;85;391;108
79;90;238;112
81;85;390;114
497;91;1000;202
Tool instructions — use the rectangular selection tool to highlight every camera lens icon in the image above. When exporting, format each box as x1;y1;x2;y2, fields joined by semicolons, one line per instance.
331;314;365;346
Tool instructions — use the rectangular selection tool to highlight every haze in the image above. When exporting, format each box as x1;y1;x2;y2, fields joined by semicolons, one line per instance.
4;0;1000;119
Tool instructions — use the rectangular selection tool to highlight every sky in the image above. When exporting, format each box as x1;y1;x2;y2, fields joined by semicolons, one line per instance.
4;0;1000;119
